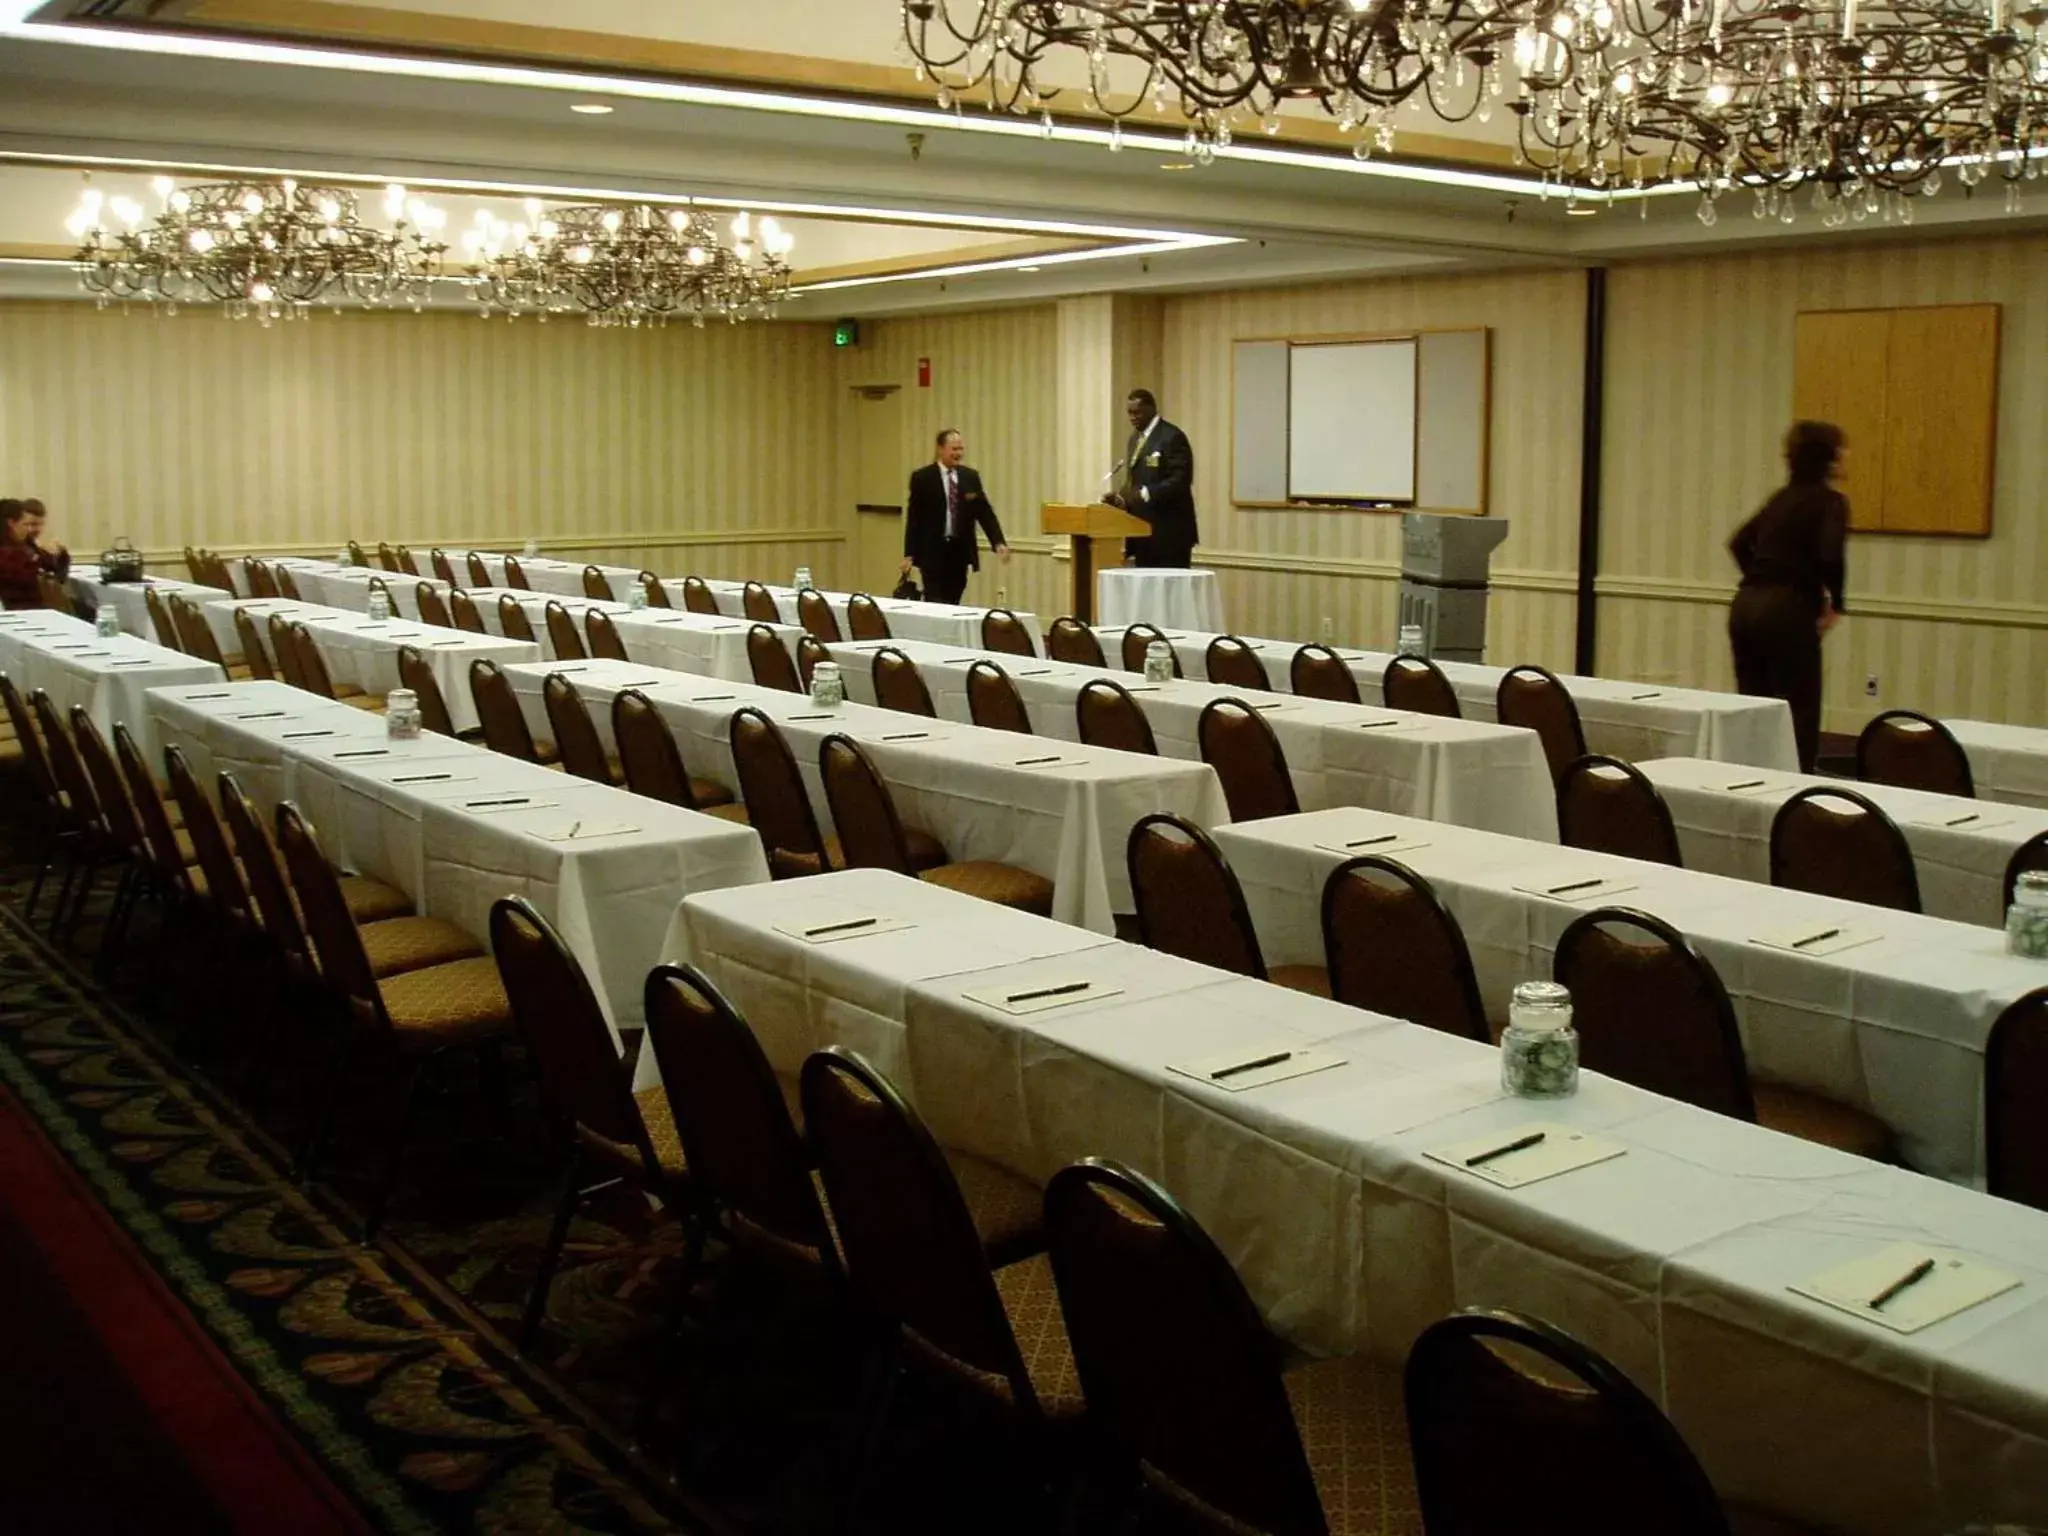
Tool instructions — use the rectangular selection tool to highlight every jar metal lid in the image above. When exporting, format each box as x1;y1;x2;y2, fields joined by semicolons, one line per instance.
2019;871;2048;895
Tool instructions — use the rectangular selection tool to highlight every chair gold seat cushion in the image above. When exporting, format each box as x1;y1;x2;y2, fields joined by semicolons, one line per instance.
947;1150;1045;1262
339;875;414;924
1752;1082;1896;1162
578;1086;689;1183
1281;1354;1419;1536
360;915;485;979
990;1252;1085;1418
704;802;751;825
689;777;735;808
1270;964;1333;998
920;860;1055;915
376;957;511;1048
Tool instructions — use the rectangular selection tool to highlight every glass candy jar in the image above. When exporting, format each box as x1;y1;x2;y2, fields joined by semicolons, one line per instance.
95;606;121;638
385;687;422;742
794;565;815;592
1144;639;1175;684
810;661;844;709
2008;871;2048;960
1398;622;1427;658
366;586;391;623
1501;980;1578;1099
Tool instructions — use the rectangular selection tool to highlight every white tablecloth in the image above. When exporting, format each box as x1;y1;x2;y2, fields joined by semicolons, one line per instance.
292;612;539;732
467;588;798;679
451;551;642;602
67;570;224;643
228;556;334;598
701;580;1045;654
1096;566;1224;632
1638;757;2048;928
1210;804;2048;1184
658;866;2048;1536
145;680;768;1033
0;610;222;761
828;637;1559;842
1944;718;2048;811
504;657;1229;935
1095;626;1798;770
197;597;338;664
290;564;454;622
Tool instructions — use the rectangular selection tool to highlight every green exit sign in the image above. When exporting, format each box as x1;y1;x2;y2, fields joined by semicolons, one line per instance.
833;318;860;348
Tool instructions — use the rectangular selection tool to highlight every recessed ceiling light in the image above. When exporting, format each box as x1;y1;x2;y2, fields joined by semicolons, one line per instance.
1159;161;1196;172
570;102;614;115
1018;265;1041;272
1565;202;1600;216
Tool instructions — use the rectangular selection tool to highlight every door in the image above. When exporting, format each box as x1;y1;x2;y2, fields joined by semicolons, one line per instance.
852;388;906;595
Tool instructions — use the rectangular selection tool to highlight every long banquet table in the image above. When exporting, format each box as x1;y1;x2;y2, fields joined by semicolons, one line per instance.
825;636;1560;842
700;579;1045;653
449;550;644;602
146;680;768;1033
654;866;2048;1536
501;656;1229;934
1207;803;2048;1185
1094;624;1799;770
1942;717;2048;811
0;609;222;759
67;567;228;641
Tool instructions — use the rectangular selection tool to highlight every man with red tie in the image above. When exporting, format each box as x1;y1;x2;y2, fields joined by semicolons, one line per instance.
901;427;1009;605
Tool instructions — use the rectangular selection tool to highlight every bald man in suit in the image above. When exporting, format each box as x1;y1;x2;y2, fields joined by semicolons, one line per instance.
1103;387;1197;568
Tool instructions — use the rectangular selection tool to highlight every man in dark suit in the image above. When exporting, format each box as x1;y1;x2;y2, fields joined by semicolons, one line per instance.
1103;387;1197;568
901;427;1009;605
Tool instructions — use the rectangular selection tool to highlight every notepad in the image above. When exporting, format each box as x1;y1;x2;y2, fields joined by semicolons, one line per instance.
961;980;1125;1016
1914;810;2011;832
235;711;289;720
1316;833;1433;858
182;691;234;701
1012;755;1080;768
1166;1045;1346;1093
1750;923;1882;958
1790;1244;2020;1334
1511;874;1638;903
773;914;917;944
1720;778;1788;795
881;732;931;741
463;797;556;813
1628;690;1664;701
1425;1124;1626;1189
332;748;391;759
1355;716;1423;731
282;729;336;740
389;771;473;784
537;822;640;843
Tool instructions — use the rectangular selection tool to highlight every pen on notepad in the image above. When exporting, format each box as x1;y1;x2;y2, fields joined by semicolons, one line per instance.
1724;779;1767;791
1211;1051;1292;1081
1344;834;1401;848
1005;982;1090;1004
1358;718;1404;729
883;732;929;741
1943;813;1980;827
805;916;879;938
1791;927;1840;949
1465;1131;1546;1167
566;821;581;839
393;773;453;782
1014;755;1063;766
1867;1256;1936;1310
1547;877;1605;896
465;796;530;809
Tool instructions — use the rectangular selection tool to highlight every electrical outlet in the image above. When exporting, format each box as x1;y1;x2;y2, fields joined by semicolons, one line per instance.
1865;673;1879;698
1320;615;1334;643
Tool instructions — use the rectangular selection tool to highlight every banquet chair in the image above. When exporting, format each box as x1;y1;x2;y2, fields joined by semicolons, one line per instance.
1555;906;1894;1159
1045;617;1106;668
146;586;184;650
469;659;559;766
2006;832;2048;910
448;589;486;634
394;545;420;577
67;709;149;949
1769;786;1921;912
1075;678;1157;755
429;549;457;585
797;588;842;642
182;545;205;582
638;570;672;608
1557;755;1684;867
1290;643;1363;704
1044;1158;1409;1536
268;614;308;690
1120;622;1181;677
544;601;588;661
582;565;612;601
1205;635;1269;691
345;539;367;568
396;647;465;739
729;708;839;878
204;553;239;593
871;646;937;717
680;576;721;615
466;551;493;588
490;896;695;1347
742;581;781;623
1127;814;1328;995
1986;988;2048;1213
291;624;385;711
111;724;214;981
415;583;454;629
246;559;281;599
981;608;1036;658
1856;708;1975;798
279;800;510;1238
847;592;891;641
748;624;802;692
795;634;830;691
1;674;70;920
1497;665;1588;784
966;660;1032;734
820;734;1045;909
29;691;113;942
232;608;276;681
37;571;76;615
543;672;623;786
170;596;251;678
1382;655;1462;718
503;554;532;590
1199;698;1300;822
163;746;251;933
276;566;304;601
497;594;536;643
611;690;743;819
585;609;630;663
1320;856;1488;1040
376;541;401;572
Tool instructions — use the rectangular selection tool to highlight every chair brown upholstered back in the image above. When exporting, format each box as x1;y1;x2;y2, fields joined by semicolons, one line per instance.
470;659;544;763
800;1047;1042;1412
232;608;275;680
275;566;303;602
1204;635;1269;691
1044;1159;1327;1535
504;554;532;591
1856;709;1975;798
1;675;58;805
376;540;400;572
613;690;705;809
466;551;493;588
276;802;385;1029
1126;814;1268;980
145;587;182;650
796;635;830;691
748;624;802;692
1046;616;1107;668
430;549;457;585
448;589;486;634
112;722;189;891
345;540;367;569
247;559;281;599
183;545;204;582
1120;622;1181;676
638;570;672;608
1406;1310;1729;1536
2007;833;2048;911
544;601;587;661
1769;785;1921;912
170;596;228;670
165;745;248;923
644;963;834;1262
415;584;454;629
290;625;350;703
742;581;780;623
796;588;841;642
36;570;73;614
32;692;100;839
818;734;913;873
1554;907;1755;1120
1383;655;1462;718
586;610;629;663
1987;988;2048;1213
1497;665;1588;784
1320;856;1488;1040
729;708;831;878
872;647;937;717
1557;755;1684;867
395;544;419;577
980;608;1036;658
1290;643;1362;703
1198;699;1299;822
496;594;535;642
268;615;307;690
582;565;612;601
396;646;458;736
680;576;720;615
72;710;141;857
219;774;309;964
847;593;891;641
966;661;1032;734
1076;678;1157;755
543;673;611;783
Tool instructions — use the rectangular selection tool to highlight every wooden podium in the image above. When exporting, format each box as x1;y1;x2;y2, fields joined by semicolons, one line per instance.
1042;502;1153;623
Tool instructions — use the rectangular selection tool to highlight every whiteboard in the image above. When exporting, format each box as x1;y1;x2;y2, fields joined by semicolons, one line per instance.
1286;339;1418;503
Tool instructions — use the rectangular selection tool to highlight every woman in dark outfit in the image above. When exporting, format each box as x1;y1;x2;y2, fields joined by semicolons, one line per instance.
1728;421;1848;772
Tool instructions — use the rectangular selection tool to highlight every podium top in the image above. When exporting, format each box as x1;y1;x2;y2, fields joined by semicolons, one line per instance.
1042;502;1154;540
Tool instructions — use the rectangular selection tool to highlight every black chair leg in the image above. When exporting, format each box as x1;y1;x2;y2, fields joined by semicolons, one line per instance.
519;1146;586;1350
362;1055;430;1243
295;1023;357;1184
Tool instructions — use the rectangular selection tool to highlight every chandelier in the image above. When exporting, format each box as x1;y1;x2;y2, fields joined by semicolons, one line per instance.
459;200;797;326
67;177;448;320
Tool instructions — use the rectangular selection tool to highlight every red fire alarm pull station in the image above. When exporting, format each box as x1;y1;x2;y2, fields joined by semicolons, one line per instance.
917;357;931;388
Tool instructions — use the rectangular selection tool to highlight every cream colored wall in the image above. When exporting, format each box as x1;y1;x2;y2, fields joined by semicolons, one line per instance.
1600;233;2048;731
0;302;847;585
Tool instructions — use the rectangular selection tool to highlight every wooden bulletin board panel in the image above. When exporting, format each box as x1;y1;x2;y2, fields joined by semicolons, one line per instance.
1793;304;1998;536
